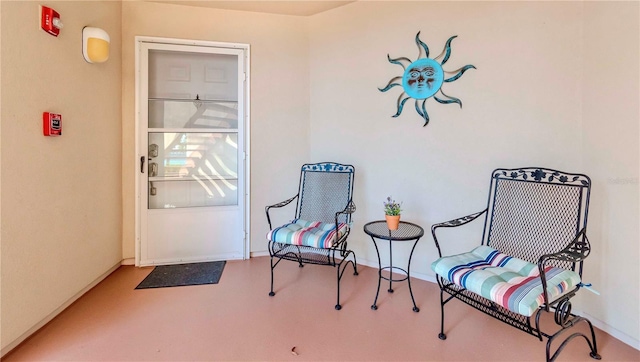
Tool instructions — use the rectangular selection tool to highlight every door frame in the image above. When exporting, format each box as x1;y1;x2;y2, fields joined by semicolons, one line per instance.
134;36;251;266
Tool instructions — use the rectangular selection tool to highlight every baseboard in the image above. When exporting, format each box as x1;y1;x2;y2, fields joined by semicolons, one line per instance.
356;256;438;283
121;258;135;266
578;310;640;350
0;261;122;358
250;250;269;258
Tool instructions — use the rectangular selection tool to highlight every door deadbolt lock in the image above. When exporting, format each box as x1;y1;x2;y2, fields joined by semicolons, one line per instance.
149;144;159;158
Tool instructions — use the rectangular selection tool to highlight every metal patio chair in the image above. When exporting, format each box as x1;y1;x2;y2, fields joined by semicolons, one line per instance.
431;167;600;362
265;162;358;310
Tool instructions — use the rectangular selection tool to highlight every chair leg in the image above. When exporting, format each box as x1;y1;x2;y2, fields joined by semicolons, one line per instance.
438;287;447;340
295;246;304;268
268;256;276;297
335;264;342;311
335;251;358;310
349;251;359;276
585;318;602;360
545;316;601;362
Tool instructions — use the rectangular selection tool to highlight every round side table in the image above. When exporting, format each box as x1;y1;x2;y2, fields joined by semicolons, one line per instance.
364;220;424;312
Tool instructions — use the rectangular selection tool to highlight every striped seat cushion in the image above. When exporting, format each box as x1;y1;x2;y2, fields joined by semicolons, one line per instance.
267;219;348;249
431;245;581;317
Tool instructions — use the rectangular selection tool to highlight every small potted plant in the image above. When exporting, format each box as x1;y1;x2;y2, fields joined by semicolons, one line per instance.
384;196;402;230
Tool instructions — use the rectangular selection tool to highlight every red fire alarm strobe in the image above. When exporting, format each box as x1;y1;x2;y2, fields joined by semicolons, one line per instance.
43;112;62;136
40;6;62;37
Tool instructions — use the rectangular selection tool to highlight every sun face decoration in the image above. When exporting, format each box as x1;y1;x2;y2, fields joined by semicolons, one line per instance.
379;32;476;127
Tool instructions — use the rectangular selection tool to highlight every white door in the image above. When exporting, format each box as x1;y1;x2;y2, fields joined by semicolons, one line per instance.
136;38;249;266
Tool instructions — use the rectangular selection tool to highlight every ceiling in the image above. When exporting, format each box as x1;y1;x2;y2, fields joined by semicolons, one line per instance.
147;1;355;16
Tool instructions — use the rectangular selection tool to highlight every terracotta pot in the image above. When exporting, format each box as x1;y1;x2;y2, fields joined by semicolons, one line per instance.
385;215;401;230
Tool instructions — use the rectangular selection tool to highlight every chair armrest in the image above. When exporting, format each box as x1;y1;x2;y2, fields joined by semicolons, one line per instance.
334;201;356;229
539;228;592;265
335;200;356;218
430;209;487;258
333;200;356;247
265;195;298;230
537;228;591;310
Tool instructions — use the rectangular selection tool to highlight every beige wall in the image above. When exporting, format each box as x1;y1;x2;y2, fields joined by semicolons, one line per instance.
308;1;639;347
0;1;122;352
309;1;582;271
120;1;311;259
581;1;640;347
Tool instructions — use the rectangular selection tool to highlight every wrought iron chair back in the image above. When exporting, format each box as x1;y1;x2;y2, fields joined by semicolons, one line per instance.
296;165;354;225
482;169;591;272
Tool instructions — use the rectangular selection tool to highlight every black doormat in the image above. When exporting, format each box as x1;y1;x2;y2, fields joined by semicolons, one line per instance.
135;261;226;289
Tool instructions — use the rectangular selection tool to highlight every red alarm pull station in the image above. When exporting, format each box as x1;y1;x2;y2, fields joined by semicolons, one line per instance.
40;6;63;37
43;112;62;136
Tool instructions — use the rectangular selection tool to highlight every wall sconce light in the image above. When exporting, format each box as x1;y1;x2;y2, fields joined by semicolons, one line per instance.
82;27;110;63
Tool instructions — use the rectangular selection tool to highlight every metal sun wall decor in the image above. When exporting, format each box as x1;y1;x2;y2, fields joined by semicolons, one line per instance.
379;32;476;127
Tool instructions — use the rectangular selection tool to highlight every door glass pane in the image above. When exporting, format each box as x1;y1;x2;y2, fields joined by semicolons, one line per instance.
148;50;238;101
148;99;238;129
148;132;238;209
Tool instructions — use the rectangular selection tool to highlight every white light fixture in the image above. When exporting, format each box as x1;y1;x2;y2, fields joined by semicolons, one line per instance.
82;27;110;63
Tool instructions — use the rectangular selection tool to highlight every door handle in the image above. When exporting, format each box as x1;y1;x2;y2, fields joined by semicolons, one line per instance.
140;156;145;173
149;162;158;177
